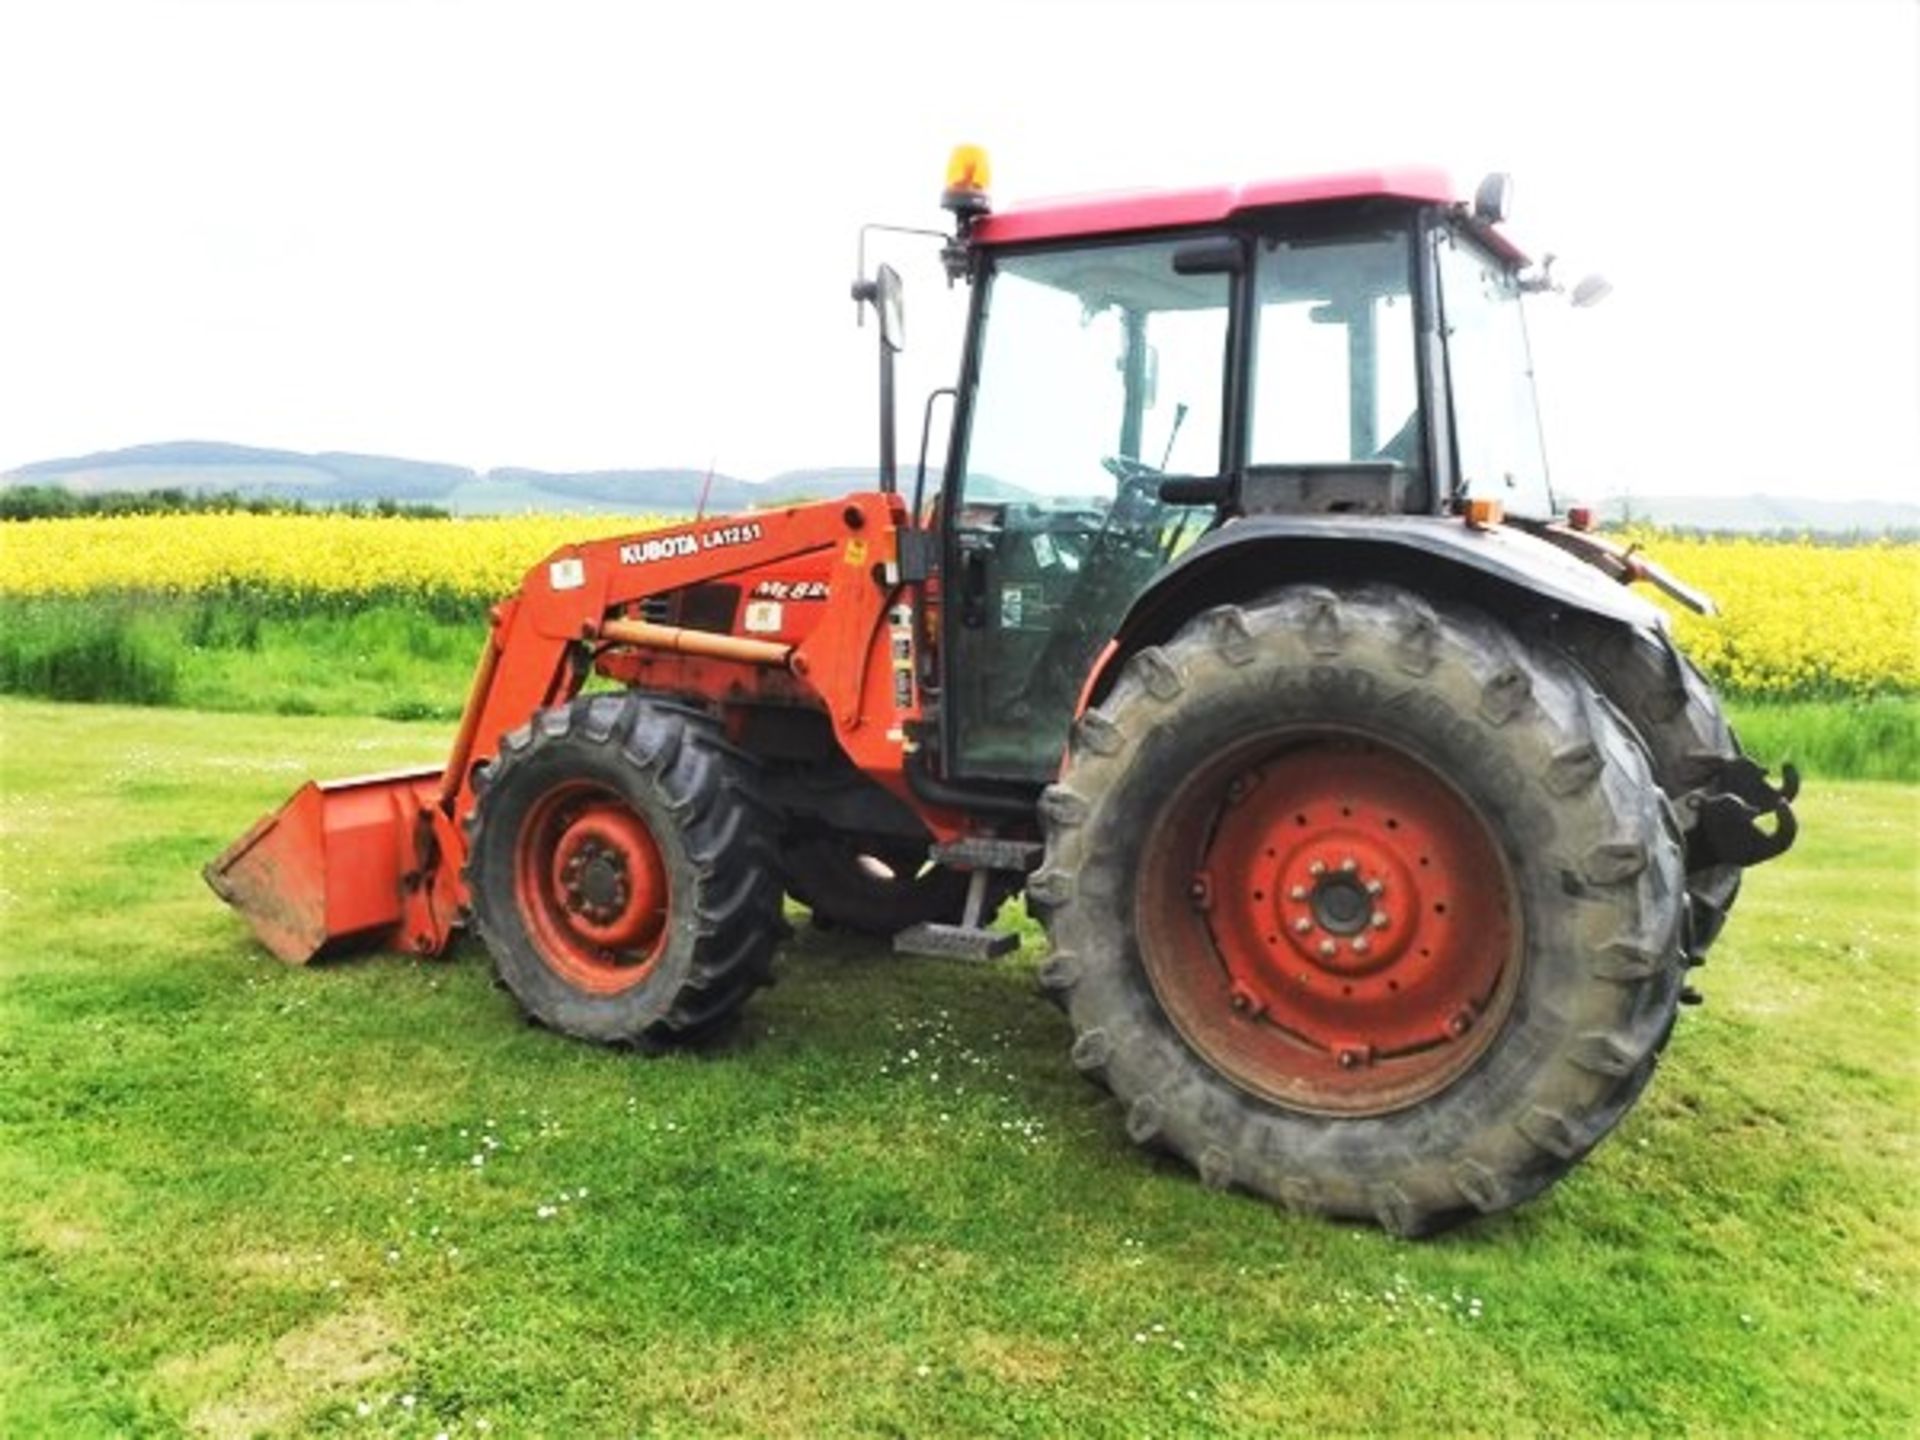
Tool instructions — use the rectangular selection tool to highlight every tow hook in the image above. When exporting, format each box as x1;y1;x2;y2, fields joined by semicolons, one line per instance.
1688;757;1800;868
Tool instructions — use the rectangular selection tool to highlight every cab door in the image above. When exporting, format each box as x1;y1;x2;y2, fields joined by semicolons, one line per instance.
940;237;1234;783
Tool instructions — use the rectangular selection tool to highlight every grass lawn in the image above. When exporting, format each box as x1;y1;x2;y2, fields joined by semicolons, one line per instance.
4;594;1916;781
1;697;1914;1436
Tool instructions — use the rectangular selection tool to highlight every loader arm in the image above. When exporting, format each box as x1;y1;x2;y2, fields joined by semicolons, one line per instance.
208;492;944;964
443;490;921;821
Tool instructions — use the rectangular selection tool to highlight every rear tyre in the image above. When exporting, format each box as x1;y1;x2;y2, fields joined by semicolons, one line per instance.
466;693;785;1047
783;832;1013;936
1032;585;1687;1234
1552;617;1744;957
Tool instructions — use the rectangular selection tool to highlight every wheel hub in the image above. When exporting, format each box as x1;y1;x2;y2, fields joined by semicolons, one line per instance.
564;843;631;923
1307;870;1372;936
548;806;667;951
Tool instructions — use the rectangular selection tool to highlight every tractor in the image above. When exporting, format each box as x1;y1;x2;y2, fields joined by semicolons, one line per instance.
208;149;1798;1234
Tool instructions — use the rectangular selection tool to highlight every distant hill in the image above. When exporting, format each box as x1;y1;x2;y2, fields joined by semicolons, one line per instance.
4;441;1912;532
1;442;886;515
8;440;473;505
1595;492;1920;535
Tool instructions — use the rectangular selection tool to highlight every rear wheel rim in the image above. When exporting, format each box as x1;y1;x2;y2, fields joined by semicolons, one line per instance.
514;780;669;994
1137;733;1521;1116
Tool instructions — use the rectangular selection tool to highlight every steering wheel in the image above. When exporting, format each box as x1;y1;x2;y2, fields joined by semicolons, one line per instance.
1099;454;1169;529
1102;453;1211;563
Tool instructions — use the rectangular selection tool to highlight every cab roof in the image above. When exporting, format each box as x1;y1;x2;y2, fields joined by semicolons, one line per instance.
970;165;1526;263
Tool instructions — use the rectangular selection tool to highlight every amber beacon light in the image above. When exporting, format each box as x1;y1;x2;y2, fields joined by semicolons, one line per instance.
943;144;992;216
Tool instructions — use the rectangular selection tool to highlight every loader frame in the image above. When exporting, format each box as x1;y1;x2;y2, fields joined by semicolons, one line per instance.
208;490;968;962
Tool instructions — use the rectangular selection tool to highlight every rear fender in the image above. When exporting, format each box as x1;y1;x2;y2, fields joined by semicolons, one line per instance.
1081;515;1667;710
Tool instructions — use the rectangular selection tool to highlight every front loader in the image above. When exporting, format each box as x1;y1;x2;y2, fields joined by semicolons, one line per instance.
209;150;1797;1234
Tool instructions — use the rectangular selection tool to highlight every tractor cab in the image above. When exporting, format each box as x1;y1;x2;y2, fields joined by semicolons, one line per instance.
926;162;1554;783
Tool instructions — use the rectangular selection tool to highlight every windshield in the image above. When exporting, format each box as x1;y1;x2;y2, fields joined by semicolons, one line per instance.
1437;229;1552;514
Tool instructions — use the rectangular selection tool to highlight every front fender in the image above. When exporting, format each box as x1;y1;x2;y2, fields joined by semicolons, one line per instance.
1086;515;1667;707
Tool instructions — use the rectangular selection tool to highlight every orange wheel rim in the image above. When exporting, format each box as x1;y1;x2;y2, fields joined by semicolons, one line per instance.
1137;734;1521;1115
513;781;669;995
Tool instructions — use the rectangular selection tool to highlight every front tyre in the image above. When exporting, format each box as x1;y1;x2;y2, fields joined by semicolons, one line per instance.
466;694;785;1047
1032;585;1687;1234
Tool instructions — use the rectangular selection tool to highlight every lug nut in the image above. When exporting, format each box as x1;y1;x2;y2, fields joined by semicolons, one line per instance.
1293;917;1313;934
1318;939;1338;958
1340;856;1358;872
1371;911;1389;929
1351;937;1370;955
1308;860;1327;877
1365;878;1384;895
1289;884;1309;900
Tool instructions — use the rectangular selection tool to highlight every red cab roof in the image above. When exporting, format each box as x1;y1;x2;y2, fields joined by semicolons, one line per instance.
971;165;1520;256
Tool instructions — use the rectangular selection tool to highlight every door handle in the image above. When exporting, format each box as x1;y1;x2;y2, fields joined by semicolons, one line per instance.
960;546;990;628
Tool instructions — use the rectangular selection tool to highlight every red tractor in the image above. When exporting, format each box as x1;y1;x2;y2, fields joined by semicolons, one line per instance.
209;150;1797;1233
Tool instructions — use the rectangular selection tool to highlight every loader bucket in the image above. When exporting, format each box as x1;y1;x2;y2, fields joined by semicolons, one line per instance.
205;766;445;964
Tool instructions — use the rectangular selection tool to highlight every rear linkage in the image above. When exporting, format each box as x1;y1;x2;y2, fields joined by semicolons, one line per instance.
1689;756;1799;869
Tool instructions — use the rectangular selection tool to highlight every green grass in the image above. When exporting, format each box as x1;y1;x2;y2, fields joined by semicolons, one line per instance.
1727;697;1920;783
0;596;180;705
0;596;477;722
0;696;1914;1435
1;595;1915;780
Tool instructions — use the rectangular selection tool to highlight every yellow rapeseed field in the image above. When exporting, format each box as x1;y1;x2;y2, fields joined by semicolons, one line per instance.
1637;533;1920;699
0;511;669;605
1;513;1915;697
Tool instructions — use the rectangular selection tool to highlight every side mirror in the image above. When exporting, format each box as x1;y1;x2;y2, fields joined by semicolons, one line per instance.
1570;273;1613;309
875;263;905;352
1474;172;1514;225
850;263;907;352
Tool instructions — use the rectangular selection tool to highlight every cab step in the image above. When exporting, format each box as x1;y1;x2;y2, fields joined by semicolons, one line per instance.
893;922;1019;962
930;837;1043;872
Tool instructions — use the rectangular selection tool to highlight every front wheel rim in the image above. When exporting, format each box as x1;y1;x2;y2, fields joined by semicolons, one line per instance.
514;780;670;995
1137;734;1522;1116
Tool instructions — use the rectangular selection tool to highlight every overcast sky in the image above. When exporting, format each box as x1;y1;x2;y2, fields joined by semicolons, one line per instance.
1;0;1914;500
